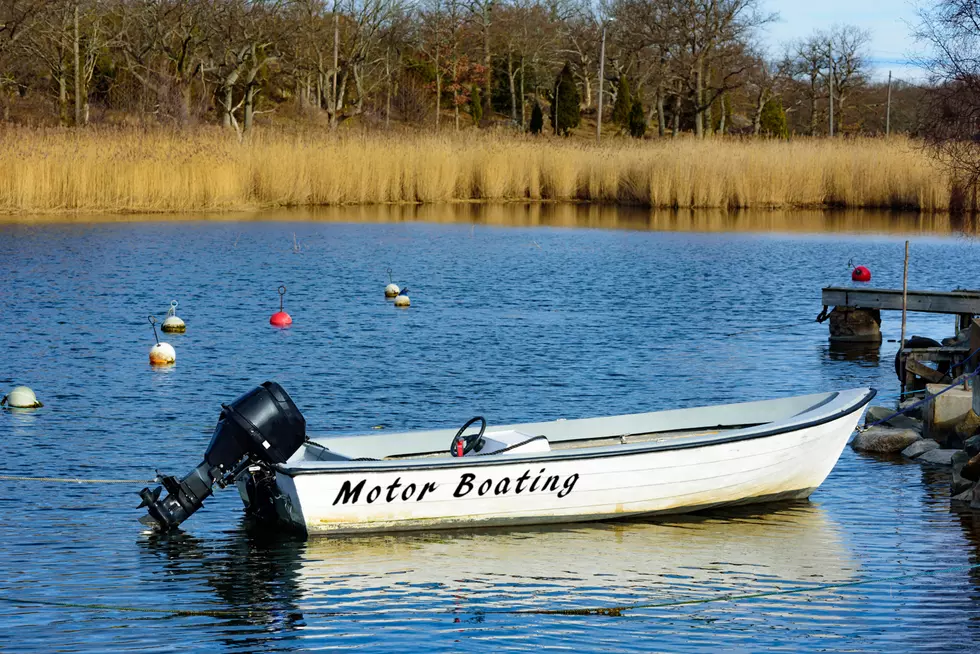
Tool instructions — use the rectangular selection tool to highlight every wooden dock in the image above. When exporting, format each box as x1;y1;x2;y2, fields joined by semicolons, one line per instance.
820;287;980;392
822;287;980;316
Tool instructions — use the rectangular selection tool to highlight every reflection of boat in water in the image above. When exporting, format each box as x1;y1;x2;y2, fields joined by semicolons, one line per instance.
133;503;855;626
291;504;856;613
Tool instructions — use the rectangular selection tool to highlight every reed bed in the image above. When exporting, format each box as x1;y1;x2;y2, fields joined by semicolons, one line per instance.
0;127;954;214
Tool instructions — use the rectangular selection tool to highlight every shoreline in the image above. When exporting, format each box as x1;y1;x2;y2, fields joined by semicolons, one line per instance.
2;204;977;236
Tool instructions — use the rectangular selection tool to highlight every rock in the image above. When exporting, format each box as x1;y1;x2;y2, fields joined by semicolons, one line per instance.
902;439;940;459
962;452;980;482
865;405;894;423
887;415;923;432
851;427;921;454
942;329;970;347
899;398;925;420
966;434;980;458
952;467;975;495
863;405;922;431
924;384;974;445
973;484;980;511
917;448;959;466
828;307;882;343
952;482;976;503
955;410;980;442
952;450;970;472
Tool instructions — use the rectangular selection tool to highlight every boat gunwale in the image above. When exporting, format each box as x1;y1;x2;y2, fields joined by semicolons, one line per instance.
277;388;876;476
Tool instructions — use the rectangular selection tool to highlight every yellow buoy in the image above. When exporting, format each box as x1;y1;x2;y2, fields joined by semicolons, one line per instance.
161;300;186;333
1;386;43;409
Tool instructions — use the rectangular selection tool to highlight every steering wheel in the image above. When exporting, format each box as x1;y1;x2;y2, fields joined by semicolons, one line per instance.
450;416;486;457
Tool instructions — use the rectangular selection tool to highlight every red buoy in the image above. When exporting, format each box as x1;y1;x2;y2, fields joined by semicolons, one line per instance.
270;311;292;327
270;285;292;328
851;266;871;282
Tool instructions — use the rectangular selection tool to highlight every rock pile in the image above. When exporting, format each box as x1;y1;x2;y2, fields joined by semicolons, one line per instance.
951;432;980;509
853;404;980;509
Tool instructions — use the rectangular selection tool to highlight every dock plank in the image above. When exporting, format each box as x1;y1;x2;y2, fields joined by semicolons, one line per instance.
822;287;980;315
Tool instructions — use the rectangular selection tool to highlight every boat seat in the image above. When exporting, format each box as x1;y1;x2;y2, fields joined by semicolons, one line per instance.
475;430;551;456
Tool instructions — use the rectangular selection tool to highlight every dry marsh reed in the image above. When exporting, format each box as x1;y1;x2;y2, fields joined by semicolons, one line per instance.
0;127;954;214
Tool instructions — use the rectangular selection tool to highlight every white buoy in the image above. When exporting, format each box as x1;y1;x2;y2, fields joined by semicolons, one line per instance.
149;342;176;366
1;386;43;409
161;300;186;333
394;289;411;308
384;267;400;298
147;315;176;366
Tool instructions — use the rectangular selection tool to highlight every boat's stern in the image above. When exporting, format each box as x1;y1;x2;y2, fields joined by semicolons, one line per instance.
236;466;308;534
138;381;308;532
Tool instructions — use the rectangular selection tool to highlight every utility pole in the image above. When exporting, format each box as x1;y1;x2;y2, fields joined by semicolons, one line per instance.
596;23;607;144
74;2;82;127
886;70;892;136
828;40;834;137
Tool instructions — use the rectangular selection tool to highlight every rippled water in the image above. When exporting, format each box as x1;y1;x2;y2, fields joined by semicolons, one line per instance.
2;206;980;652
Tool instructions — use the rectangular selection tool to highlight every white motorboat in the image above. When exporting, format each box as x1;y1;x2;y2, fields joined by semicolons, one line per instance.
139;382;875;537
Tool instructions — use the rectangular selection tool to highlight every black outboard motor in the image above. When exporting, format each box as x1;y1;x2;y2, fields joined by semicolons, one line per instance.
139;381;306;531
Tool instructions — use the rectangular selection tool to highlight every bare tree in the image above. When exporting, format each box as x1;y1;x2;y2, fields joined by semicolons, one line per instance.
0;0;50;59
914;0;980;200
465;0;493;120
0;0;906;137
788;36;825;135
744;51;788;135
826;24;870;133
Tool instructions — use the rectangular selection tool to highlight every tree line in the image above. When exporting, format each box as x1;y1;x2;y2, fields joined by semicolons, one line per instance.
0;0;934;137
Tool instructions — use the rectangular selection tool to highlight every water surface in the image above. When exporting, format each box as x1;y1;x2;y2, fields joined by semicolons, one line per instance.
2;206;980;652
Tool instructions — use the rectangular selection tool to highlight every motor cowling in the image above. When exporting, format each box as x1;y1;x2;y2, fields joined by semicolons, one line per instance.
139;381;306;531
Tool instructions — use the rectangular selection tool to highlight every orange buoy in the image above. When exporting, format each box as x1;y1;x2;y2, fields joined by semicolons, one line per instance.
270;285;292;327
851;266;871;283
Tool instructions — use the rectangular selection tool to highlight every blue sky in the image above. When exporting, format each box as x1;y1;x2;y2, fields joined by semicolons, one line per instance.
761;0;924;81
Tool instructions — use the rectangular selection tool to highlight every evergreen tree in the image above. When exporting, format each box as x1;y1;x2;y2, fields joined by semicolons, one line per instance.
551;62;580;136
611;77;632;130
628;99;647;138
759;97;788;138
529;102;544;134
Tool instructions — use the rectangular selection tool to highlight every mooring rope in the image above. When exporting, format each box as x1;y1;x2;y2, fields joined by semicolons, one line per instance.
858;362;980;433
0;475;156;484
1;562;978;620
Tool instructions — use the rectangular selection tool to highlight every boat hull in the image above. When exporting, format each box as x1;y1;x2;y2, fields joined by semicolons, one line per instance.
260;406;862;536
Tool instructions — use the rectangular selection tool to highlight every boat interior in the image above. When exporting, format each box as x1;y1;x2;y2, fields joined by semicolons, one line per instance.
281;389;867;469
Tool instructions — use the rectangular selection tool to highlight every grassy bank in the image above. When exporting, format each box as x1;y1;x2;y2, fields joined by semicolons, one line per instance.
0;128;954;214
